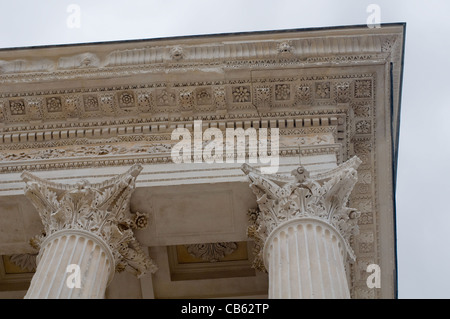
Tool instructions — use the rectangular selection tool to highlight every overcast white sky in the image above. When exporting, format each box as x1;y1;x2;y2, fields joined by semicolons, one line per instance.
0;0;449;299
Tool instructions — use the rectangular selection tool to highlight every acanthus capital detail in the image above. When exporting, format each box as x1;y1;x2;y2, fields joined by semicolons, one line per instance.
242;156;362;272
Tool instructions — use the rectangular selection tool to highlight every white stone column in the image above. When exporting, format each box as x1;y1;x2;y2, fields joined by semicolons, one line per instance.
243;156;361;299
265;218;349;299
25;230;114;299
21;164;157;299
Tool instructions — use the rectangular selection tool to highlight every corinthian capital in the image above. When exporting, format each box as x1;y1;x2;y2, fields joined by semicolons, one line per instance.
242;156;361;272
21;164;157;277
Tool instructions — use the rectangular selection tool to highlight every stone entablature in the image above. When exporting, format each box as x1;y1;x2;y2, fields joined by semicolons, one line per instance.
0;75;376;125
0;26;402;148
0;24;405;299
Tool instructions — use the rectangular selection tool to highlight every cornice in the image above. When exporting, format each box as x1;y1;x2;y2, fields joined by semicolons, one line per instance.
0;29;402;84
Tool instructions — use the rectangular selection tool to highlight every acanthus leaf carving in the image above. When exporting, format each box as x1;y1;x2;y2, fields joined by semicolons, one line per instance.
21;164;157;277
9;253;38;272
0;143;173;162
242;156;362;272
185;242;238;262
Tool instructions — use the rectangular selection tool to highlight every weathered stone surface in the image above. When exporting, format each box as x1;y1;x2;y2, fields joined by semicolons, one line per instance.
0;24;405;299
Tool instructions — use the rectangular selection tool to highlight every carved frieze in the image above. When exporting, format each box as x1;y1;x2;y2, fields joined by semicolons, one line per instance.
136;90;154;113
315;82;331;99
0;101;5;122
156;88;176;106
178;89;195;111
9;99;26;116
254;86;272;110
274;84;290;101
354;80;373;99
232;86;251;103
212;86;226;111
295;84;312;105
118;91;136;109
0;74;375;127
0;143;173;162
83;95;99;112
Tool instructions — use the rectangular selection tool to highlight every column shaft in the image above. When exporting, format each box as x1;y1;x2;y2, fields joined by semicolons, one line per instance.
24;230;114;299
265;218;350;299
21;164;157;299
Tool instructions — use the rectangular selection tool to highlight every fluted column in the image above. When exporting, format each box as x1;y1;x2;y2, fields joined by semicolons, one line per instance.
25;230;114;298
21;164;157;299
243;156;361;299
265;218;349;299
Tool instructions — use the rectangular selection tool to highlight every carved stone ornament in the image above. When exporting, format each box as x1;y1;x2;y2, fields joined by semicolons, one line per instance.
170;46;185;60
58;53;100;69
277;41;295;58
242;156;361;272
0;143;172;162
185;242;238;262
9;253;38;272
21;164;157;277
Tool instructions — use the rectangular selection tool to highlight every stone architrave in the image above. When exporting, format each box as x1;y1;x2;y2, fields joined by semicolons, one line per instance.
21;164;157;299
242;156;361;299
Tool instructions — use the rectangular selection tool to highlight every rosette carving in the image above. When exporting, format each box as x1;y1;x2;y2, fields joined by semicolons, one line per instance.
185;242;238;262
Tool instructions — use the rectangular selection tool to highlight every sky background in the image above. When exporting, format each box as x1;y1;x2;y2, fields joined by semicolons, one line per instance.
0;0;449;299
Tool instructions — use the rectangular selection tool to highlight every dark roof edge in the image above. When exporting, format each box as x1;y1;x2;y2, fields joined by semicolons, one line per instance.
0;22;407;52
391;21;406;300
394;22;406;185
